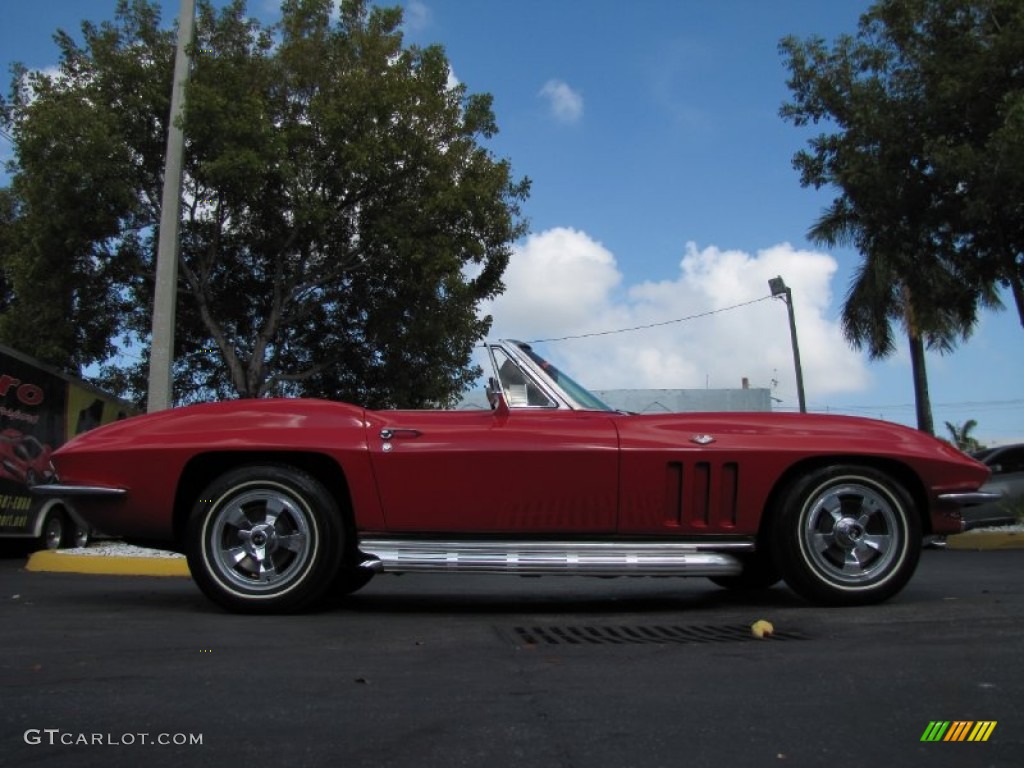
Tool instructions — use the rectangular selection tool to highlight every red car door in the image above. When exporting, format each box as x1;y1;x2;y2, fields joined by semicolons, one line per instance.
365;408;619;533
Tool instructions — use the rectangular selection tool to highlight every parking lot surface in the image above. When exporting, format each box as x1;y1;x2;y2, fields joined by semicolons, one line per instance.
1;548;1022;768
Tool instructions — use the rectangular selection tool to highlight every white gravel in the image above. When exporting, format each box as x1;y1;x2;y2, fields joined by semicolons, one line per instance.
54;542;185;559
966;523;1024;534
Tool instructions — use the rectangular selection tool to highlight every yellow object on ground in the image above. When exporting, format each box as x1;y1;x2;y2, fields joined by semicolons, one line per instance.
26;550;190;577
946;531;1024;551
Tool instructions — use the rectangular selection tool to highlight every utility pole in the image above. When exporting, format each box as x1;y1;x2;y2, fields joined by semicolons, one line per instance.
768;276;807;413
147;0;195;412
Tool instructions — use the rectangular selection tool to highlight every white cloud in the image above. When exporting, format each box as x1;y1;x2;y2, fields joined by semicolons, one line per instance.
486;228;621;331
14;65;72;108
404;0;432;33
481;229;869;405
446;66;460;92
538;79;584;123
37;65;62;81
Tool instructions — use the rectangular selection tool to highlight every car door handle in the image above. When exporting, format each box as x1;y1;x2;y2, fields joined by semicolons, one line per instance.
380;428;422;440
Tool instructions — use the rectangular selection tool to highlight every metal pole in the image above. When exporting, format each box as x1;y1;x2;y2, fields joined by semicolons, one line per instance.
768;276;807;414
147;0;195;412
784;286;808;413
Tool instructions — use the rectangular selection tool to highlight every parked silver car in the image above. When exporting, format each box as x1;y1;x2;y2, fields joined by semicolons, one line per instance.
964;444;1024;528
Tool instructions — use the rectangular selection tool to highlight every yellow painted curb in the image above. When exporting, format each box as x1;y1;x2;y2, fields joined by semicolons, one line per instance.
946;531;1024;551
26;550;191;577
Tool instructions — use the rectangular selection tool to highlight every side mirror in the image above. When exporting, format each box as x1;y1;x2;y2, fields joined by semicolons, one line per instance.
487;377;510;417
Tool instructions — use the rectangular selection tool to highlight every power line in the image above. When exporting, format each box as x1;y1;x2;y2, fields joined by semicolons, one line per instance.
526;295;774;344
814;398;1024;413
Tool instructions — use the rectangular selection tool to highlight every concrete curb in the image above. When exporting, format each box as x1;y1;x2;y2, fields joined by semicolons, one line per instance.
946;531;1024;551
26;550;191;577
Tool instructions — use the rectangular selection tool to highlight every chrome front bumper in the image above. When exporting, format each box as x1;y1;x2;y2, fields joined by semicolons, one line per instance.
937;491;1002;506
31;483;127;498
938;491;1006;533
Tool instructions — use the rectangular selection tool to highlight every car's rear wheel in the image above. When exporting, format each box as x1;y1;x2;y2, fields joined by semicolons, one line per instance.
773;465;921;606
69;520;90;549
38;509;70;551
186;465;345;613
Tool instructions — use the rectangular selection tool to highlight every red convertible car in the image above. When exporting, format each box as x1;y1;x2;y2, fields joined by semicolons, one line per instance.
36;340;995;613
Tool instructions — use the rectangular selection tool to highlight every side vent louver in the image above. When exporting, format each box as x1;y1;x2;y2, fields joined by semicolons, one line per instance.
664;461;739;529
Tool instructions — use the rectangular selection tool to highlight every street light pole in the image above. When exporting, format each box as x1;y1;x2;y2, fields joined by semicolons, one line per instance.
147;0;195;412
768;276;807;413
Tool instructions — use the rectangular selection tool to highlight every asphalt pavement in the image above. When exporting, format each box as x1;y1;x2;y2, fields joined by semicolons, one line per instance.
1;547;1022;768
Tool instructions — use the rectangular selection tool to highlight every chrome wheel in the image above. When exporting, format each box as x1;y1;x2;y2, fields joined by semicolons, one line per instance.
70;523;90;549
774;465;921;606
187;465;345;613
205;485;314;594
800;481;900;586
42;512;66;551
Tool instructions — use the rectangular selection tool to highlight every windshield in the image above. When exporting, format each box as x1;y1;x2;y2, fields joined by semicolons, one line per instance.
516;343;614;412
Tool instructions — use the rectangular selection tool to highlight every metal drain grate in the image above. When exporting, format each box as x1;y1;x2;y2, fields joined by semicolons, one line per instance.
512;624;806;646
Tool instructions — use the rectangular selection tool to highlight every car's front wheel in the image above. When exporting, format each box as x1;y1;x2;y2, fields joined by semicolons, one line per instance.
186;465;345;613
773;465;921;606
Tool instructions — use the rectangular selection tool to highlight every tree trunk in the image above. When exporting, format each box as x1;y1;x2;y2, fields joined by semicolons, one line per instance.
901;283;935;435
908;329;934;435
1006;251;1024;330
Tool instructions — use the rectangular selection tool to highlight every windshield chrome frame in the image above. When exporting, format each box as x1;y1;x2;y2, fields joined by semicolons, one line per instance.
486;339;605;411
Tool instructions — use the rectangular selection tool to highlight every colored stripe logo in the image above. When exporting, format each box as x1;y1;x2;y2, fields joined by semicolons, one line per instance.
921;721;997;742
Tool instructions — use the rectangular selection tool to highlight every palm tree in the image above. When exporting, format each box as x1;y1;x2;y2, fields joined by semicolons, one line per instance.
944;419;984;453
780;3;1011;435
810;198;997;436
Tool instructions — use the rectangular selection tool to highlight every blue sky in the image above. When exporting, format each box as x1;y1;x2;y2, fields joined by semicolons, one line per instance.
1;1;1021;443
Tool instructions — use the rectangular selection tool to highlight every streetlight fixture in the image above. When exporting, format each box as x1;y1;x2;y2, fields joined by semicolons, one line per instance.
768;276;807;413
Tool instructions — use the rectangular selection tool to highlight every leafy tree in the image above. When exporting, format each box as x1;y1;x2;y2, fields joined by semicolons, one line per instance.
0;188;18;314
944;418;984;452
896;0;1024;330
0;46;144;373
779;0;1021;434
0;0;528;406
